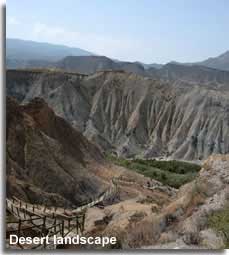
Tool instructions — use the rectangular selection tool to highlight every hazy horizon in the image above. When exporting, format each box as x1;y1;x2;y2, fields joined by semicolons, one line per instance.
7;0;229;64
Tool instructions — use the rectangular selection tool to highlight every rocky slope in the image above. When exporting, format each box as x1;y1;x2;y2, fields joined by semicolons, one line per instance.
169;51;229;72
7;69;229;160
7;51;229;84
58;57;229;84
151;63;229;84
195;51;229;71
147;154;229;249
68;154;229;249
6;96;109;207
56;56;146;75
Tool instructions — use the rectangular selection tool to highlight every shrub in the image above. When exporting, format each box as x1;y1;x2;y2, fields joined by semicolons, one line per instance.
207;207;229;248
106;154;201;188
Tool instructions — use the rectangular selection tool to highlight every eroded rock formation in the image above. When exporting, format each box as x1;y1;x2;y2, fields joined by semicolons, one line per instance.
7;69;229;160
6;96;106;207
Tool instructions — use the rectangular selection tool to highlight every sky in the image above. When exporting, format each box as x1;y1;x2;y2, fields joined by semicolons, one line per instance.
6;0;229;64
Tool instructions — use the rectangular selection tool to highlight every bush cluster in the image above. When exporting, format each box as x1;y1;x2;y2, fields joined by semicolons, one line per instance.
107;155;201;188
207;207;229;248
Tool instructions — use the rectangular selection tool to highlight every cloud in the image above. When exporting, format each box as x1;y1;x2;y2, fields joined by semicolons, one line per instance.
7;16;21;25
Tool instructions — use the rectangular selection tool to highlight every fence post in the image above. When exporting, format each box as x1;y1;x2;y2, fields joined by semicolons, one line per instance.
44;235;46;249
68;218;71;231
43;216;46;229
29;214;32;223
16;207;20;217
61;220;65;237
58;223;61;236
76;218;79;234
11;204;14;214
82;214;85;233
33;205;35;212
23;208;26;219
18;219;21;236
54;217;56;233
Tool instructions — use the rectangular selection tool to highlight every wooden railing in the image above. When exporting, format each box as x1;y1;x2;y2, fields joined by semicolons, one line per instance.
6;178;118;249
6;175;176;249
6;198;86;249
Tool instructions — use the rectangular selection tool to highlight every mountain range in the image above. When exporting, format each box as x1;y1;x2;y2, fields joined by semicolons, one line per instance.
6;38;229;72
6;39;93;65
190;50;229;71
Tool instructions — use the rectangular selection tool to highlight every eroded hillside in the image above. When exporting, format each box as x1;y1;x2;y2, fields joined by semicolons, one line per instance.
7;69;229;160
6;96;107;207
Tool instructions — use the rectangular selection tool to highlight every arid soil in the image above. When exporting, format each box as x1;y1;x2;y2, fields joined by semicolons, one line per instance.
82;155;229;249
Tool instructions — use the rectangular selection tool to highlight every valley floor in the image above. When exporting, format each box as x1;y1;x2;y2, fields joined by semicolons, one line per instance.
81;155;229;249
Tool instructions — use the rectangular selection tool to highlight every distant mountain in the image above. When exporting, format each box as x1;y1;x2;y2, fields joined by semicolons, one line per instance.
56;56;146;75
6;38;93;63
171;51;229;71
151;63;229;84
7;54;229;85
57;56;116;74
197;51;229;71
139;50;229;72
6;38;229;78
6;58;55;69
6;39;146;74
136;62;163;69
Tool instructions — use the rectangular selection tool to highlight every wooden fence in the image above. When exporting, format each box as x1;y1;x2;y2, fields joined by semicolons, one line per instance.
6;198;85;249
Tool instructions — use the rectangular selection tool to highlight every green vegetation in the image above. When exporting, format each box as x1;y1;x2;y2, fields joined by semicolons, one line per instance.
207;207;229;248
107;155;201;188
